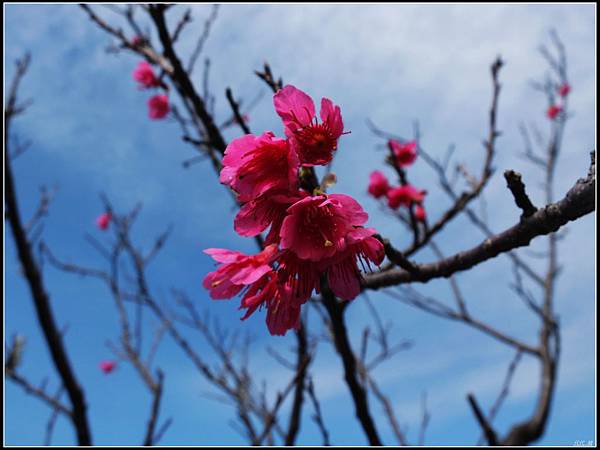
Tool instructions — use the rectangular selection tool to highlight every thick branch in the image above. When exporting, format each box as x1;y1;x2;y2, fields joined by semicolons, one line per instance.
148;5;227;154
284;326;309;445
321;286;383;446
364;158;594;289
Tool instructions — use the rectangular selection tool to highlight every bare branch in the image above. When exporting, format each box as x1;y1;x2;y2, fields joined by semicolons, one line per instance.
504;170;538;218
225;87;252;135
364;158;595;289
187;5;219;74
467;393;498;445
143;370;166;446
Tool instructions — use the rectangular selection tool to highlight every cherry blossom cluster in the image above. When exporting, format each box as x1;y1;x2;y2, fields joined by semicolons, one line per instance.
546;82;571;120
132;61;170;120
203;86;384;336
368;140;427;222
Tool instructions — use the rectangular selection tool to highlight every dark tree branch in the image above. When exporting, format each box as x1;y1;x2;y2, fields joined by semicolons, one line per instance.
255;62;283;93
148;5;226;154
7;372;71;417
320;285;383;446
44;387;64;446
467;393;498;445
504;170;538;218
478;351;523;445
225;87;252;135
4;55;92;446
143;370;165;446
284;325;310;445
364;157;595;289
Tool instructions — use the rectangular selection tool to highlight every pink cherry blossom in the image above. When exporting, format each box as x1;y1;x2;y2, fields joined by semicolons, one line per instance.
234;190;307;245
148;94;170;120
203;245;279;300
558;83;571;97
99;360;116;374
389;140;417;168
238;271;278;320
96;212;111;230
367;170;390;198
209;260;305;336
265;282;304;336
277;250;321;302
546;104;562;120
387;185;426;209
319;228;384;300
133;61;159;89
274;85;345;166
280;194;369;262
414;204;427;222
220;132;299;202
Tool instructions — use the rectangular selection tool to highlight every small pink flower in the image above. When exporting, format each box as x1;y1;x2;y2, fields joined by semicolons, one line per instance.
274;85;345;166
414;204;426;222
546;104;562;120
389;140;417;168
99;360;116;374
133;61;159;89
387;185;426;209
558;83;571;97
368;170;390;198
148;94;170;120
277;250;322;302
203;245;279;300
220;132;299;202
240;274;305;336
280;194;369;262
131;35;143;46
96;212;111;230
318;227;384;300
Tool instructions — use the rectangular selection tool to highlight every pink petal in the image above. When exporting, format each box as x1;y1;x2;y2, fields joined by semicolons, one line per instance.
273;85;315;133
320;98;344;138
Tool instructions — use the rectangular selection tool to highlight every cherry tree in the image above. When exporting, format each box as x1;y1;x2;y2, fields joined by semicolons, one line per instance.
5;5;595;446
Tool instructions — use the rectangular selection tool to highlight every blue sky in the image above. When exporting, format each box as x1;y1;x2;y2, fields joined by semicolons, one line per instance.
4;3;596;446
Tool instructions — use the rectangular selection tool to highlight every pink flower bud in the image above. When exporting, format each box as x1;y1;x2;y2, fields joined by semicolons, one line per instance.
414;204;426;222
547;104;562;120
558;83;571;97
387;185;426;209
133;61;159;89
99;360;116;374
389;140;417;168
96;212;111;230
367;171;390;198
148;94;170;120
